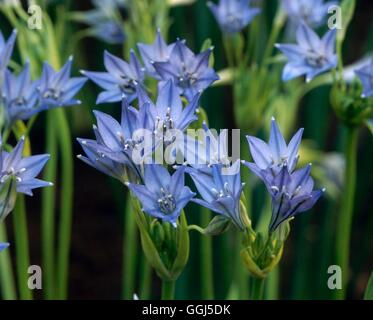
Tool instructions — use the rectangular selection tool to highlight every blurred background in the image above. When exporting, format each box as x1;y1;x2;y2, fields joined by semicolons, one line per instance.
0;0;372;299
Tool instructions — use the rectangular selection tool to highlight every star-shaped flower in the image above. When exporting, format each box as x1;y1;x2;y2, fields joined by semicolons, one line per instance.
355;58;373;98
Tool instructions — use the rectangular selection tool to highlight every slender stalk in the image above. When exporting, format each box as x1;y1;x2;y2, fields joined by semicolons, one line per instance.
139;254;152;300
200;207;214;299
13;196;32;300
161;280;175;300
266;268;279;300
250;277;265;300
41;111;58;299
56;109;74;300
122;194;138;300
0;223;17;299
335;126;358;300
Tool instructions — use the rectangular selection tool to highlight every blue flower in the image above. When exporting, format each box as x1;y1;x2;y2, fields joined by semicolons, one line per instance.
0;242;9;252
355;58;373;98
263;165;324;231
2;62;39;124
243;117;303;178
82;50;144;104
153;40;219;101
126;165;195;227
207;0;261;34
0;136;52;196
282;0;337;28
77;98;155;183
186;161;246;230
38;56;87;109
92;21;126;45
0;29;17;85
136;79;200;135
137;29;175;79
276;23;337;82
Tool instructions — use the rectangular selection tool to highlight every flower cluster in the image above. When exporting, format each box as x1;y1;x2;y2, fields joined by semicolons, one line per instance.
0;30;87;128
82;30;219;104
244;118;324;231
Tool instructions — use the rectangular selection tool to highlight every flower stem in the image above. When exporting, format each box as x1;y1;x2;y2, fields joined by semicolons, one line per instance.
41;111;58;299
0;223;16;299
161;280;175;300
335;126;359;299
250;277;265;300
139;254;152;299
13;195;33;300
200;207;214;299
122;194;138;300
56;108;74;300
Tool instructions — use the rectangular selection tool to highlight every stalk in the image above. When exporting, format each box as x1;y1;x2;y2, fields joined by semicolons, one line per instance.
200;207;214;299
161;280;175;300
0;223;17;299
250;277;265;300
41;112;58;299
139;254;152;300
55;108;74;299
13;196;32;300
335;126;358;299
122;194;138;300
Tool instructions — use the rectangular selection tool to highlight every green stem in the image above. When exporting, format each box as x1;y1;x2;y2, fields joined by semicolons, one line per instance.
139;255;152;300
250;277;265;300
335;126;358;300
266;268;279;300
161;280;175;300
13;196;32;300
0;223;17;299
200;207;214;299
56;109;74;300
41;112;58;299
122;194;138;300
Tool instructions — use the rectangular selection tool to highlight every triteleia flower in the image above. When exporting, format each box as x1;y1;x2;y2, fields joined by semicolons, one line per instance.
207;0;260;34
153;40;219;101
2;62;39;124
0;136;52;196
76;0;126;44
282;0;337;28
264;165;324;231
354;58;373;98
137;79;200;135
0;29;17;84
0;242;9;252
243;117;303;178
38;56;87;109
77;98;155;183
126;165;195;227
186;161;246;230
137;29;175;79
276;23;337;82
82;50;144;104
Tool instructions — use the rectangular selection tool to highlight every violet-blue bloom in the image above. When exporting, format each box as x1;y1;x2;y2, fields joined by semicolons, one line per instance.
276;23;337;82
38;56;87;110
2;62;39;124
137;29;175;79
126;165;195;227
186;161;246;230
207;0;261;34
0;242;9;252
355;58;373;98
243;117;303;178
77;98;155;182
282;0;337;28
153;40;219;101
0;29;17;85
82;50;144;104
264;164;324;231
0;136;52;196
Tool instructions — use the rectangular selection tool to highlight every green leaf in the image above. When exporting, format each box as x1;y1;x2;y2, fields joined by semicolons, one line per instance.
203;215;231;236
365;119;373;135
364;272;373;300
